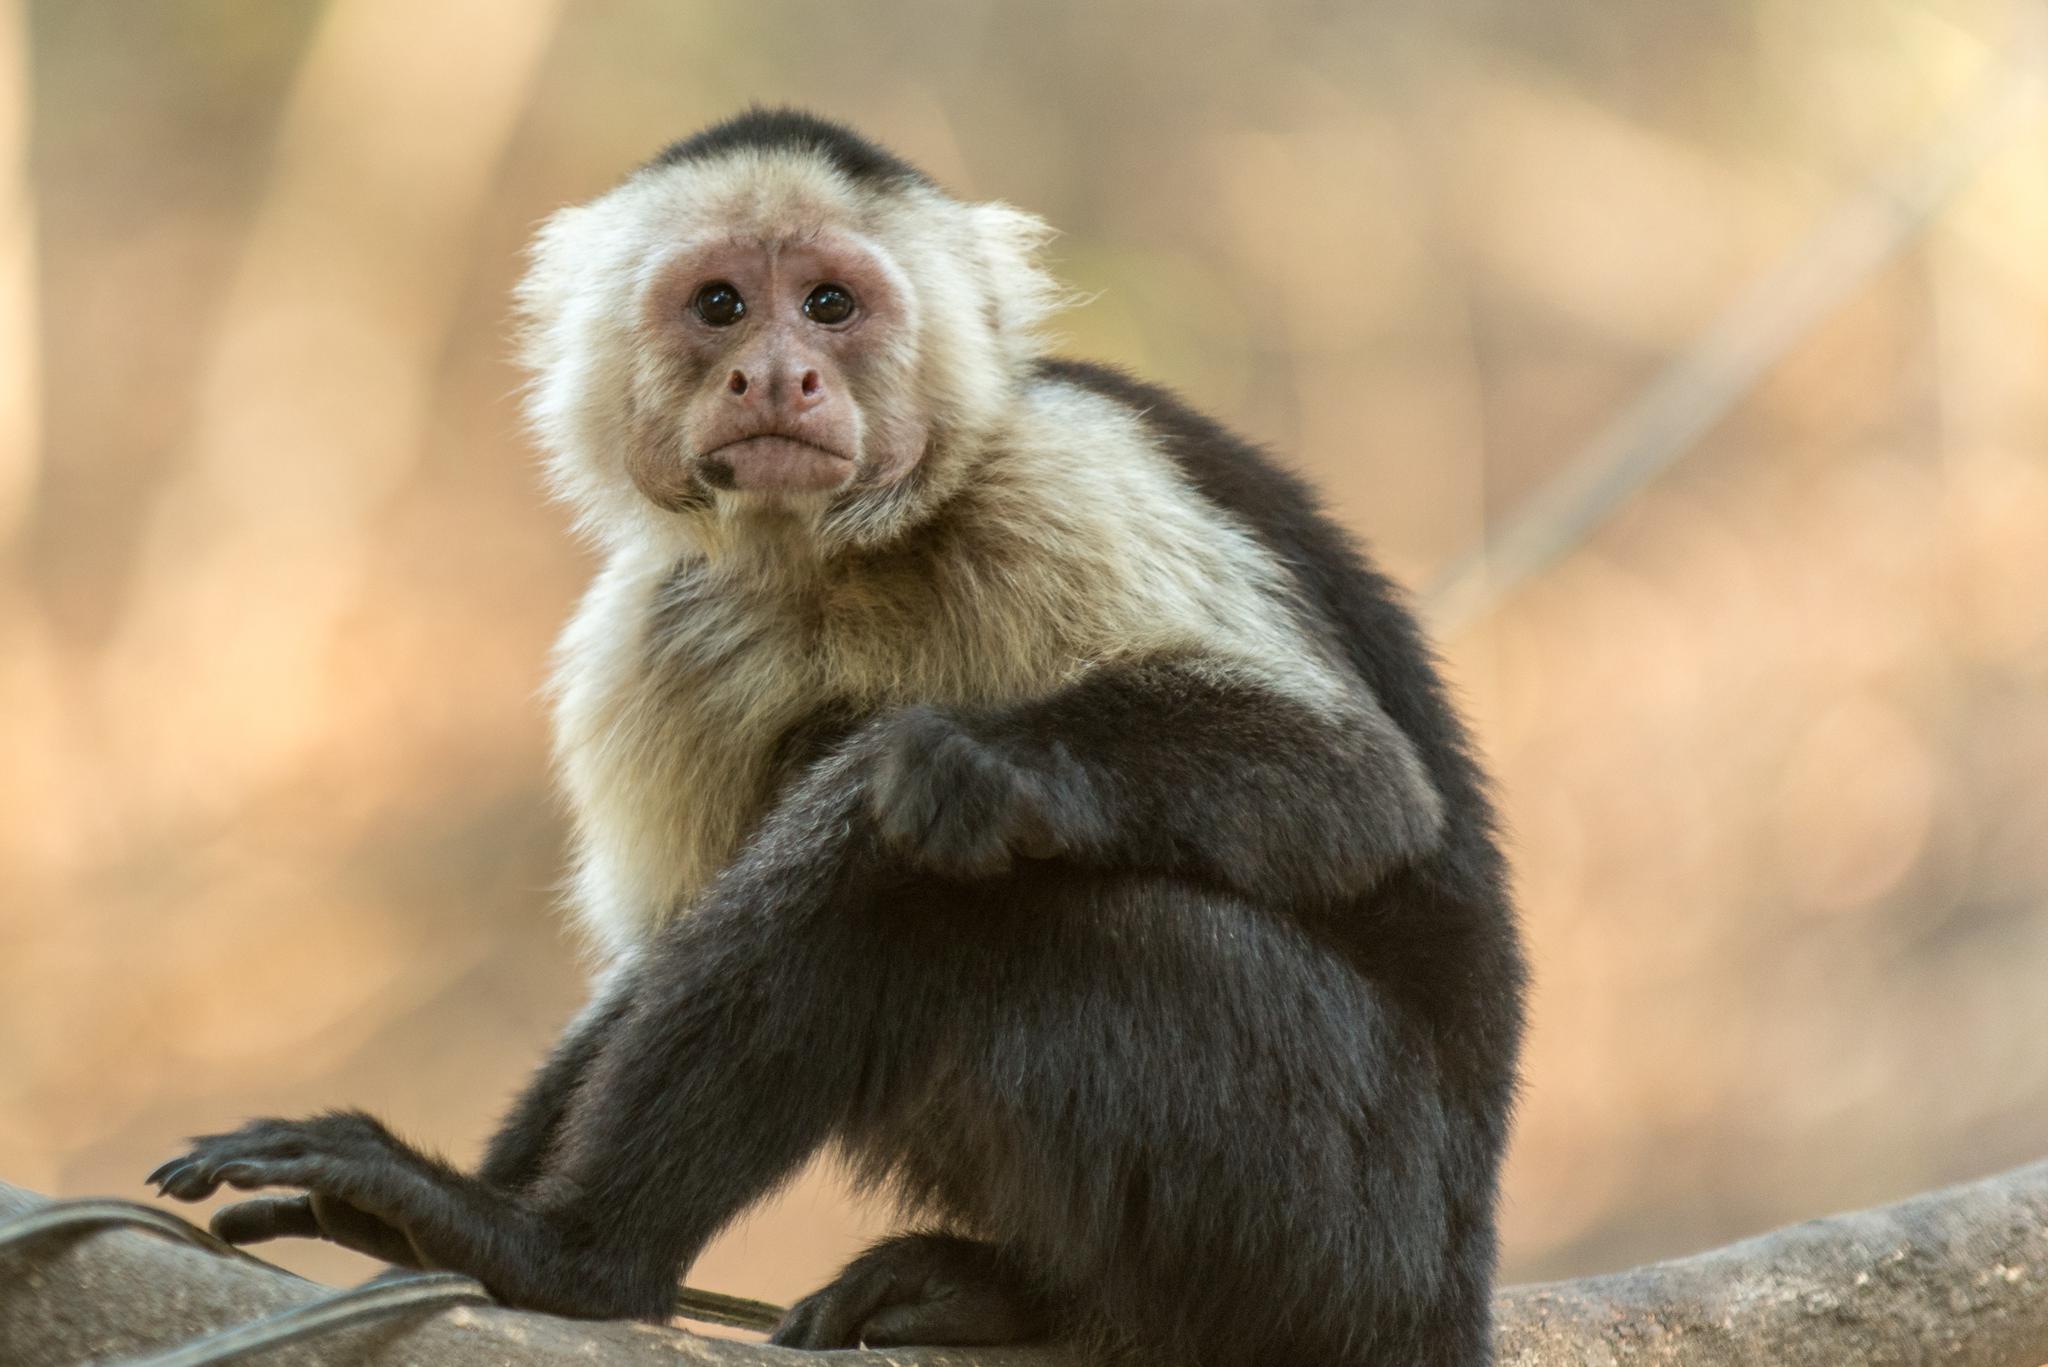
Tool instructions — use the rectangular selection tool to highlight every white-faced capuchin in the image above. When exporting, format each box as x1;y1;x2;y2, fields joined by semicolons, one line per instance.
152;109;1526;1367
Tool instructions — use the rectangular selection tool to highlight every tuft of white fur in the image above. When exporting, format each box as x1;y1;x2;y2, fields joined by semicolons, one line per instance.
521;143;1359;960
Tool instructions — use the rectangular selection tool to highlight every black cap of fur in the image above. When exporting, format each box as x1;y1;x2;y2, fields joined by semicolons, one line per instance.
653;107;932;189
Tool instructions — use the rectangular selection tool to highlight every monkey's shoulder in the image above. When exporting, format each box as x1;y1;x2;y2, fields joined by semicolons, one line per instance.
1028;357;1450;713
1025;357;1330;531
1025;358;1499;878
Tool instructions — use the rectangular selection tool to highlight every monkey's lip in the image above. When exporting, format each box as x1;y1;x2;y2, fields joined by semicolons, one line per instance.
703;435;855;494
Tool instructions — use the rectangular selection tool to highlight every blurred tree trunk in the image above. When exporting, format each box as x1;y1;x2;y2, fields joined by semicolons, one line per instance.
2;1163;2044;1366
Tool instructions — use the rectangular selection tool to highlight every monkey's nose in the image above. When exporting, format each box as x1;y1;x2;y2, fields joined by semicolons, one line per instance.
724;365;828;411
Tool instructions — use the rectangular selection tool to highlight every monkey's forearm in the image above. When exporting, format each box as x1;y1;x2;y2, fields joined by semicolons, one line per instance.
152;778;889;1322
478;983;635;1190
877;657;1444;908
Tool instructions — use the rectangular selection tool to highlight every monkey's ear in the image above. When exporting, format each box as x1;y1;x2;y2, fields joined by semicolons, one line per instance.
966;202;1067;345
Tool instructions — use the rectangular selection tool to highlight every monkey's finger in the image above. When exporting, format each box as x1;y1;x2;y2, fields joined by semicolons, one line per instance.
147;1156;194;1191
153;1160;223;1202
211;1195;321;1245
1007;791;1064;861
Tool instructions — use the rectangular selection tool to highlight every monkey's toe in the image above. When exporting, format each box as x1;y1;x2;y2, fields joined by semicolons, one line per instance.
769;1232;1047;1351
854;1279;1045;1348
768;1275;882;1350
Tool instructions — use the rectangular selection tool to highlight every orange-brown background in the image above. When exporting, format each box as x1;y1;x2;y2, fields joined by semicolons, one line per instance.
2;0;2044;1312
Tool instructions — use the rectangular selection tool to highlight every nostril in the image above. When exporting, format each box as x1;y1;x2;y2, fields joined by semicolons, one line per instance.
800;370;822;399
727;370;748;396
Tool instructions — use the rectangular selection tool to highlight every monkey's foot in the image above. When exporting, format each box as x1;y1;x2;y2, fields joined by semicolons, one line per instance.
770;1232;1048;1350
146;1110;459;1266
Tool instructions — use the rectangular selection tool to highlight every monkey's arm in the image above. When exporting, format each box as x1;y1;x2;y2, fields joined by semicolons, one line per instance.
189;977;636;1267
476;977;635;1190
150;759;892;1319
869;655;1444;908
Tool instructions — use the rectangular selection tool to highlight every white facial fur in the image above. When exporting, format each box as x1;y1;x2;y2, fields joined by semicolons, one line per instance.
518;150;1063;560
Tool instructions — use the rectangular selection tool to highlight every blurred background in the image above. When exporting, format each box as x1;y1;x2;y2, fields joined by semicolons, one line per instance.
1;0;2044;1316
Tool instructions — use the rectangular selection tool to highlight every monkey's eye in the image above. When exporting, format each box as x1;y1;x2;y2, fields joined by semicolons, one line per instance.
803;283;857;326
692;282;746;327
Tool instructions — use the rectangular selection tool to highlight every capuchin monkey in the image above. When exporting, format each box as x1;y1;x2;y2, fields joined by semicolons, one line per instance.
150;110;1526;1366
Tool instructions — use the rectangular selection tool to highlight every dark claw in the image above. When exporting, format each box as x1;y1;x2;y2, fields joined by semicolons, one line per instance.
156;1160;218;1202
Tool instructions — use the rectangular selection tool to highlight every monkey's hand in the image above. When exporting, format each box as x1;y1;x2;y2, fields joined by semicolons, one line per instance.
866;706;1104;881
147;1111;469;1269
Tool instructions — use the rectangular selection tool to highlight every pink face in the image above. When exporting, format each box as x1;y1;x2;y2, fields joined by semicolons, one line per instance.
632;228;926;510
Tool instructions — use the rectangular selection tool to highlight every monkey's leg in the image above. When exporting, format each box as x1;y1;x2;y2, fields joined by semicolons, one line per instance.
149;898;862;1315
946;875;1489;1367
770;1232;1047;1350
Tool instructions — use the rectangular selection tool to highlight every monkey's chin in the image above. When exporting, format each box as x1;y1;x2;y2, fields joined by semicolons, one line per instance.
704;436;856;495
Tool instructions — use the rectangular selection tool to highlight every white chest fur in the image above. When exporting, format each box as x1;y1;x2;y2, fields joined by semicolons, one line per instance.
546;383;1348;959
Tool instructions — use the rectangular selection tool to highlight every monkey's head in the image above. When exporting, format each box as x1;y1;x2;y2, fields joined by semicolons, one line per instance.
519;110;1063;557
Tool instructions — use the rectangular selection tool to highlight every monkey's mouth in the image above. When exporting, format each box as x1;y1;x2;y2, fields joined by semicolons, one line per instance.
701;435;855;495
